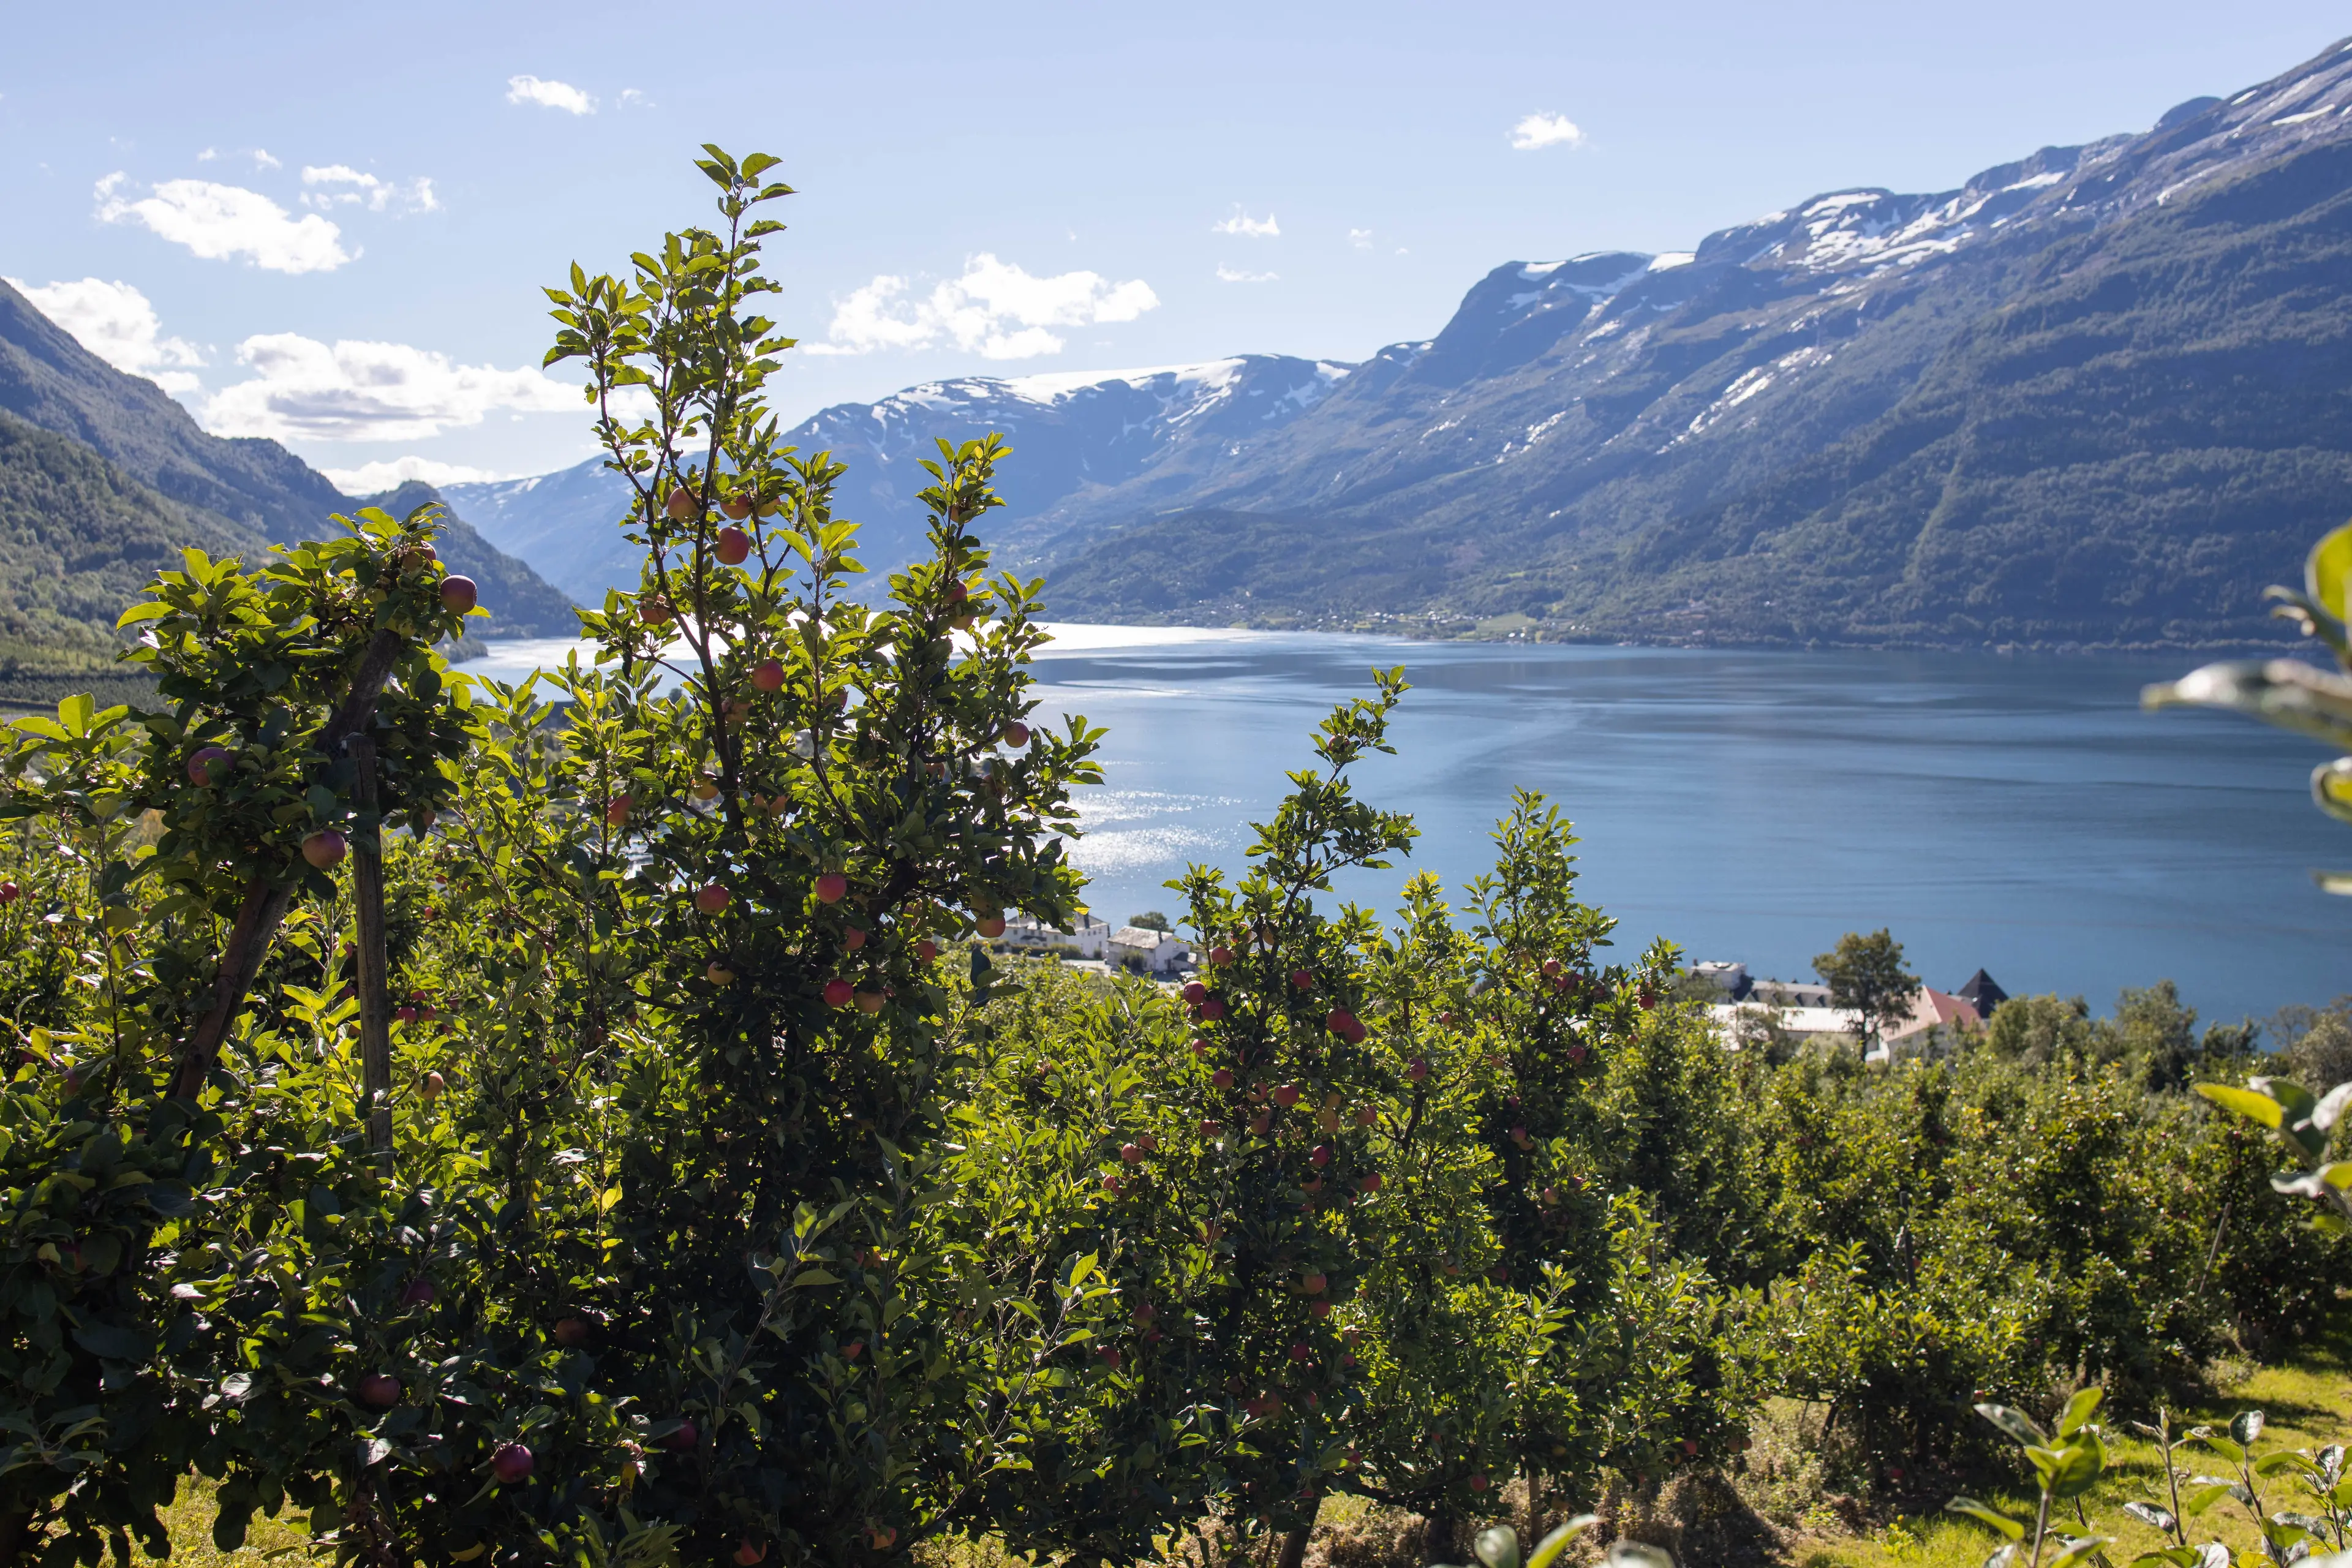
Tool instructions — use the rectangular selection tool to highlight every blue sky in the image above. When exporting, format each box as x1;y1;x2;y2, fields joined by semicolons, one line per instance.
3;1;2346;491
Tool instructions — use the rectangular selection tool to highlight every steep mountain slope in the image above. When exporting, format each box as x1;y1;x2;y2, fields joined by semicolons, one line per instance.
1039;38;2352;646
0;281;578;637
445;355;1351;600
0;410;266;694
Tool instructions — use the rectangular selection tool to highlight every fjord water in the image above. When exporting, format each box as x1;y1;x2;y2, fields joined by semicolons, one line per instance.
469;628;2350;1025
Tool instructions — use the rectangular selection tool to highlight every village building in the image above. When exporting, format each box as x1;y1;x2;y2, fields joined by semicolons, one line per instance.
1000;913;1114;959
1109;925;1190;975
1694;960;2000;1060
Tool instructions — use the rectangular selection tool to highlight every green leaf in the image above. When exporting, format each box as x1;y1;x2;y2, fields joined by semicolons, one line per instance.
2121;1502;2177;1534
2308;518;2352;621
2057;1387;2104;1438
1977;1404;2051;1449
1526;1517;1597;1568
2230;1409;2266;1446
1474;1526;1521;1568
1947;1499;2027;1542
2049;1537;2114;1568
2195;1084;2283;1129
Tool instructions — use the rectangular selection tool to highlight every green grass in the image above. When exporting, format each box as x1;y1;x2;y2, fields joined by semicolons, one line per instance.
145;1482;312;1566
1802;1344;2352;1568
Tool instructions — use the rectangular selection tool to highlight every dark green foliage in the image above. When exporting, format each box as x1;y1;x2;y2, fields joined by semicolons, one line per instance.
0;280;577;642
0;412;262;677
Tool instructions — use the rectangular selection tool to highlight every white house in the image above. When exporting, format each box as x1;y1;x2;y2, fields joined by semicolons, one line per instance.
1109;925;1189;975
1001;913;1112;959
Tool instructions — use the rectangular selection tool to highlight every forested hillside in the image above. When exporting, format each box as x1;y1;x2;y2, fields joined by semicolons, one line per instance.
0;280;578;668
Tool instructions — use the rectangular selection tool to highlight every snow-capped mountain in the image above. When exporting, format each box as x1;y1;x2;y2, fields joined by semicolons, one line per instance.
446;354;1349;601
1037;34;2352;645
462;34;2352;645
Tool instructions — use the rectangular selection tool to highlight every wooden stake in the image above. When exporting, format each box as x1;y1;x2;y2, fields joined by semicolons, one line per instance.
346;734;393;1163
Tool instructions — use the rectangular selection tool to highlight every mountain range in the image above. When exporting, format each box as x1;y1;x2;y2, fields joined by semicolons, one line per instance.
10;36;2352;661
0;281;575;699
454;36;2352;649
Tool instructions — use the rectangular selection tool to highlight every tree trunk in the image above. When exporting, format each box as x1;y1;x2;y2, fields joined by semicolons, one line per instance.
167;626;407;1102
346;735;393;1166
1276;1522;1313;1568
1423;1504;1457;1566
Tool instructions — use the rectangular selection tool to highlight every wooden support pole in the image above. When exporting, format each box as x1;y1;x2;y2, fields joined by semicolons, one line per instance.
346;734;394;1163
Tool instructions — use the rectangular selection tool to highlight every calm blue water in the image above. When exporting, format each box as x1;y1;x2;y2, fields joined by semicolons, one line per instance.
470;628;2351;1028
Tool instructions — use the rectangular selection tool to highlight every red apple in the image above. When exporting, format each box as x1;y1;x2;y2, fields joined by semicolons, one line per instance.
1199;998;1226;1020
1120;1142;1142;1163
734;1540;767;1566
1200;1118;1223;1135
440;576;478;614
423;1070;445;1101
553;1316;590;1347
396;1006;418;1024
492;1442;533;1483
187;746;232;785
1289;969;1313;990
0;881;19;903
916;940;938;963
1356;1106;1377;1126
815;873;849;904
1303;1272;1327;1294
399;1277;436;1307
1311;1300;1333;1319
1208;946;1234;967
695;884;731;914
605;795;631;826
715;527;751;565
665;1419;698;1450
1181;981;1208;1005
1001;722;1030;748
824;978;854;1008
752;658;786;692
1311;1144;1332;1167
665;488;698;519
1406;1057;1429;1082
1273;1083;1300;1107
1359;1172;1383;1193
723;494;753;520
1097;1346;1122;1370
1287;1342;1311;1362
1470;1474;1489;1493
706;962;735;986
1099;1173;1121;1194
1541;957;1563;978
976;915;1006;939
1138;1133;1158;1152
1210;1068;1234;1088
870;1526;897;1551
1325;1008;1358;1037
640;595;674;625
843;927;867;951
357;1373;400;1408
854;990;885;1014
301;831;347;870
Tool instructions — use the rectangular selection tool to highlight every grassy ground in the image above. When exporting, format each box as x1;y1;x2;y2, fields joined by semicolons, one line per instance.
1795;1345;2352;1568
107;1337;2352;1565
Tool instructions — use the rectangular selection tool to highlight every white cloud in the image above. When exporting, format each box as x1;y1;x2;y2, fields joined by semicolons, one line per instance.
808;253;1158;360
1213;208;1280;238
1349;228;1373;249
5;276;204;392
319;456;518;493
252;149;281;170
1215;264;1278;284
300;165;439;214
202;334;580;442
1510;112;1586;151
617;88;651;108
507;75;595;114
197;146;217;162
96;175;353;273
